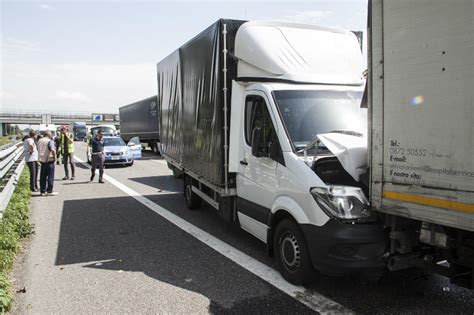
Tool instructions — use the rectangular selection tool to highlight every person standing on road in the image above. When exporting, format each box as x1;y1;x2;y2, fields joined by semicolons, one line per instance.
90;129;105;183
23;130;39;192
61;127;75;180
54;130;61;165
86;130;93;159
37;130;58;196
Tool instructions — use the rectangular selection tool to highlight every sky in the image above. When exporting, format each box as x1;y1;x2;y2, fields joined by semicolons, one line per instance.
1;0;368;114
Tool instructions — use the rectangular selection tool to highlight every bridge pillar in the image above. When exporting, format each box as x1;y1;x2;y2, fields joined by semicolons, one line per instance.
0;123;5;137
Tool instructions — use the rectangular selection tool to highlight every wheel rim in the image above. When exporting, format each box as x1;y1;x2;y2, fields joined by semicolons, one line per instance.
280;231;301;272
186;184;192;202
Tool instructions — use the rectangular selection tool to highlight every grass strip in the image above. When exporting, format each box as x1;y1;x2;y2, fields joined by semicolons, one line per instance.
0;169;33;312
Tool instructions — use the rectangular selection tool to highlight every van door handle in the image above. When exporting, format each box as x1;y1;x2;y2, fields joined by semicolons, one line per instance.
240;160;248;166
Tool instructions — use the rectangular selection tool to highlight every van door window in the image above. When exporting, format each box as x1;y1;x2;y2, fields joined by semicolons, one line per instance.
129;137;140;146
245;95;274;147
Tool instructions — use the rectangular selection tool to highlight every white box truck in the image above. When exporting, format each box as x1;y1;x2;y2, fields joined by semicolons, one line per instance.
158;19;387;284
369;0;473;288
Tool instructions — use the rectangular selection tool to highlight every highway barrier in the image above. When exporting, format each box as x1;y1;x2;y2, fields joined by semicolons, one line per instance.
0;141;25;219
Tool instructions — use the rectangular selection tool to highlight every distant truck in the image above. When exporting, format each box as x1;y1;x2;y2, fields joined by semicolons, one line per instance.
70;121;87;141
369;0;473;288
119;96;160;155
159;19;386;284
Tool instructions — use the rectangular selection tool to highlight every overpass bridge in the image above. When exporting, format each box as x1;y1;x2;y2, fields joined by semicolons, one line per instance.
0;110;119;136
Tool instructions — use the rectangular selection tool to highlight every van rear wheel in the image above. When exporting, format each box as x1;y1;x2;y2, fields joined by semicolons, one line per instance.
274;219;316;285
184;176;202;210
151;141;160;155
172;167;182;179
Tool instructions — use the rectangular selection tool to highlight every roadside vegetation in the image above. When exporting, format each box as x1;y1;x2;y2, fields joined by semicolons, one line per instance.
0;135;23;147
0;169;33;312
0;137;14;147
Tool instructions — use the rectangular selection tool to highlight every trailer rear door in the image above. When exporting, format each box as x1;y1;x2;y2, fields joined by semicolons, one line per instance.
369;0;474;231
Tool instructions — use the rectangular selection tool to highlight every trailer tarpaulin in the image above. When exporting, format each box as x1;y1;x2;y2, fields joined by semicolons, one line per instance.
158;50;182;163
157;19;245;187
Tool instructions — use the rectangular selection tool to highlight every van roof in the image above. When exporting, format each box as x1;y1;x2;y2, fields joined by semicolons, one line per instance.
235;21;365;85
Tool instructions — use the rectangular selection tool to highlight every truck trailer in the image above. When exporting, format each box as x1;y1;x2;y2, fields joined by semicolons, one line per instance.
158;19;387;284
119;96;160;155
369;0;474;288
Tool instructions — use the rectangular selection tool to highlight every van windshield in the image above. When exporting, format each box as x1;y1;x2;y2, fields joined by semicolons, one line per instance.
272;90;366;152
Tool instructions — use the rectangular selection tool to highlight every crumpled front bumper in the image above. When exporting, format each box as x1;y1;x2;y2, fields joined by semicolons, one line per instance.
301;219;388;275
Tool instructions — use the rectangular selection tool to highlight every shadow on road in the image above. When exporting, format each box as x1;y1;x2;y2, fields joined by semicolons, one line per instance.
55;195;314;313
75;163;90;170
54;190;474;313
62;181;90;185
129;175;181;193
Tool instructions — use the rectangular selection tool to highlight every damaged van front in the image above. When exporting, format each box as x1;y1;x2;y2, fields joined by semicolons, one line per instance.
228;21;388;284
270;85;387;279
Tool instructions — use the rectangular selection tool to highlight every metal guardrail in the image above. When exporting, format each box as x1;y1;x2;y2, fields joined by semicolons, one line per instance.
0;141;25;219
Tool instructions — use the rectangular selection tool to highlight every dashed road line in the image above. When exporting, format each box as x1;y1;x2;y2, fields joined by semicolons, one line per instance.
76;157;350;314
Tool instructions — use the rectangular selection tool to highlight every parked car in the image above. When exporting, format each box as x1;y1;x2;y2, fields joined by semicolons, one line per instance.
87;136;142;167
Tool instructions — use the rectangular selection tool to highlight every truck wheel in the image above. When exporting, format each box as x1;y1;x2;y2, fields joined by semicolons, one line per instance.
274;219;316;285
184;176;202;210
172;167;182;179
151;141;159;155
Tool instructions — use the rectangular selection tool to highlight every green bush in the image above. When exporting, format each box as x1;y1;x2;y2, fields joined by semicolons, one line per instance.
0;168;32;312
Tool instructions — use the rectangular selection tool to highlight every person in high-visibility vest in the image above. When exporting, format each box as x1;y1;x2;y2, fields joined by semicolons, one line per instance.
61;126;75;180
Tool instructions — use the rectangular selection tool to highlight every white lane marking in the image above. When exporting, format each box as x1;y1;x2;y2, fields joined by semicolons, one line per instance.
76;157;349;314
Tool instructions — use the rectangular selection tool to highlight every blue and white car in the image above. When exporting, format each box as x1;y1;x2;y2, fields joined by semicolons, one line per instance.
87;136;142;166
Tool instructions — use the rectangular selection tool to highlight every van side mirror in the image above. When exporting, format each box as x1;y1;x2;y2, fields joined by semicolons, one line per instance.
269;141;279;160
251;127;265;157
269;139;285;166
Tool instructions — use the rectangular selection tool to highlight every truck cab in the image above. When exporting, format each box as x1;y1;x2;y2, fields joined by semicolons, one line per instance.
225;22;386;283
71;122;87;141
228;81;386;282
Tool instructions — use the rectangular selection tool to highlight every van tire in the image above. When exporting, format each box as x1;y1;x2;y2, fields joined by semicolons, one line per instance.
184;176;202;210
274;219;316;285
151;141;160;155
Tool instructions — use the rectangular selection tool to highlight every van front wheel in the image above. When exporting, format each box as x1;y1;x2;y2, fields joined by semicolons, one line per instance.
184;176;202;210
274;219;316;285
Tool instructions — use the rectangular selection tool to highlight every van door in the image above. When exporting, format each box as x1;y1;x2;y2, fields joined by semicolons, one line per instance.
236;93;282;242
128;137;142;159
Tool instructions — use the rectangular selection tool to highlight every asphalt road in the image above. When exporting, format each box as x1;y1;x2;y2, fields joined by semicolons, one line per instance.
10;142;474;314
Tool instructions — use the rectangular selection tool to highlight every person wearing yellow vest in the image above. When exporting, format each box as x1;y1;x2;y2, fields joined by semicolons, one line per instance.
61;126;75;180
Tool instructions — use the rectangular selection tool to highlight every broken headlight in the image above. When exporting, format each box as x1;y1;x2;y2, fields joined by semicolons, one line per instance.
311;186;371;220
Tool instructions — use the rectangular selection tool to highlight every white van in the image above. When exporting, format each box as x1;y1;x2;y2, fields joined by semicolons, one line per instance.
159;20;387;284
